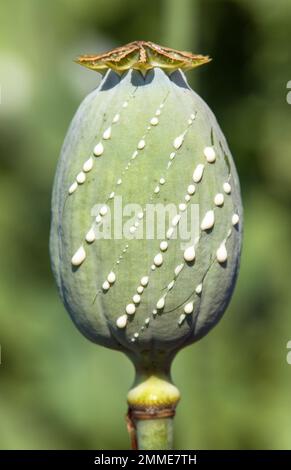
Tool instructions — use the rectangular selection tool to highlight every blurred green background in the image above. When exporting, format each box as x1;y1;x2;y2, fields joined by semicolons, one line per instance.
1;0;291;449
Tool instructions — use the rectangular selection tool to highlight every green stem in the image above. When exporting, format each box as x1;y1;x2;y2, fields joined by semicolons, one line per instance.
126;356;180;450
163;0;199;89
135;417;174;450
163;0;196;51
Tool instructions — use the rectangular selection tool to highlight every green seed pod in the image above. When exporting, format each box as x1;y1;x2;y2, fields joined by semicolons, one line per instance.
50;42;242;449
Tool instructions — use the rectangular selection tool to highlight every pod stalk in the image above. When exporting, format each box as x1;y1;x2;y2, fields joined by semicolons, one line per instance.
127;367;180;449
127;412;174;450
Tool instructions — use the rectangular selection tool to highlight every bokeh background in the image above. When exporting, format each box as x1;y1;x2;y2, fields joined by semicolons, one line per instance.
1;0;291;449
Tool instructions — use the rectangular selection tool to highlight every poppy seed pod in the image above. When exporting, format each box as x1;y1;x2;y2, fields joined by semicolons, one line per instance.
50;42;242;449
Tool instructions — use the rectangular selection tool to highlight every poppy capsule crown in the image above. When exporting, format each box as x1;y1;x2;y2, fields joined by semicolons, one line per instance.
75;40;211;74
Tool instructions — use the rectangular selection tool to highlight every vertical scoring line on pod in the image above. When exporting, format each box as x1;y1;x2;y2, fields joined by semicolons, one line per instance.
82;93;170;259
102;109;199;334
178;217;239;326
126;128;219;341
91;95;173;299
108;91;170;195
143;138;236;333
71;91;168;270
176;139;237;325
119;110;197;254
68;88;138;198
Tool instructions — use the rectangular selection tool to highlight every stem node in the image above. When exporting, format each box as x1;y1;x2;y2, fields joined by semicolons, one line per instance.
127;373;180;449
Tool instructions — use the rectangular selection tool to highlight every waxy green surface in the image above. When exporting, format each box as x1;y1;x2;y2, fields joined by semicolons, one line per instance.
50;68;242;364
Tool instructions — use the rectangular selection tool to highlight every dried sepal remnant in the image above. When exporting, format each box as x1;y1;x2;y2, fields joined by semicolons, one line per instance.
75;40;211;74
